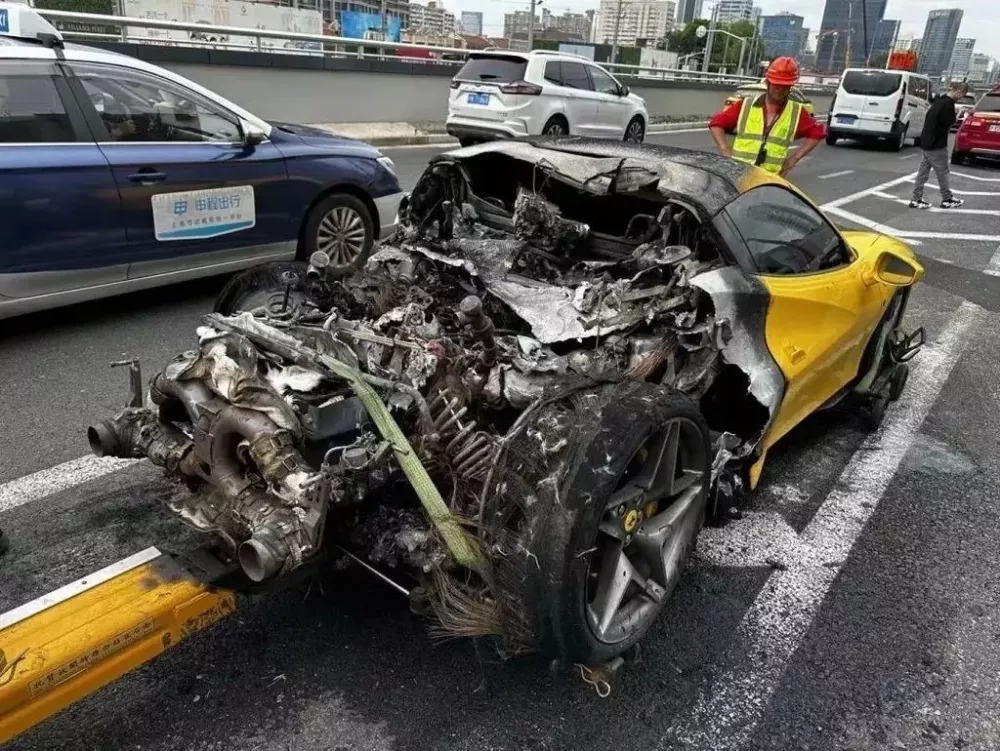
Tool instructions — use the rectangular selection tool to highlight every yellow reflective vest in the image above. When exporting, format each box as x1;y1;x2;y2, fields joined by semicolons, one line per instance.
731;95;802;174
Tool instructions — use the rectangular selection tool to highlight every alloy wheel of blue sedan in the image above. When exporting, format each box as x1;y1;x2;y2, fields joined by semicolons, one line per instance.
317;206;368;269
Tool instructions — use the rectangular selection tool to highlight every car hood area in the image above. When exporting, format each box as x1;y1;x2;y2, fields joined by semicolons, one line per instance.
267;121;384;158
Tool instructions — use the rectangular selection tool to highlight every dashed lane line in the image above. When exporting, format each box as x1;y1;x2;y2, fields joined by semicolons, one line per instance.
819;170;855;179
663;300;985;751
0;456;139;515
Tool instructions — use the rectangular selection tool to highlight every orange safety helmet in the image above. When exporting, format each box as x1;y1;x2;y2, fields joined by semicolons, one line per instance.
765;56;800;86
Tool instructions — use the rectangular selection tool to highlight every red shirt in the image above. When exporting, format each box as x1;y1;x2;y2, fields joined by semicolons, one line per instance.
709;99;827;141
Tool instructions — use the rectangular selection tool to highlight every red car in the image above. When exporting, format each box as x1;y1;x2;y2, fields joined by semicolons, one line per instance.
953;86;1000;165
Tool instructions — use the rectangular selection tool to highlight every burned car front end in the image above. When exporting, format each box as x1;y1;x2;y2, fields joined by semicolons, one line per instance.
90;138;780;664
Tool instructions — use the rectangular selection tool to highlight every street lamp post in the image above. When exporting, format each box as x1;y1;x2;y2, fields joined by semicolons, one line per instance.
609;0;624;65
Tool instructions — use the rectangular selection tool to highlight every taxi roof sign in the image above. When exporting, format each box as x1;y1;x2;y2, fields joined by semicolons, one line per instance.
0;3;64;44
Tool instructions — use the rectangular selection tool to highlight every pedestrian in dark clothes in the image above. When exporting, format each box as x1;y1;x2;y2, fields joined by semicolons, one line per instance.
910;82;968;209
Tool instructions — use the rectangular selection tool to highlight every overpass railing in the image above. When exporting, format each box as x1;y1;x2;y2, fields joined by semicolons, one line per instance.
36;8;837;91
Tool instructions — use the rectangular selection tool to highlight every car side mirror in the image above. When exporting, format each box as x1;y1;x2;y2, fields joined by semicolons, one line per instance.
619;84;630;97
871;248;923;287
240;119;266;148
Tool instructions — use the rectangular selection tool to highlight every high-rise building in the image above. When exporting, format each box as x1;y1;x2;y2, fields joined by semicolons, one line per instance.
816;0;888;72
870;19;899;63
759;13;808;60
715;0;754;23
408;0;454;35
460;11;482;36
947;37;976;79
967;53;997;85
503;10;535;39
594;0;675;46
894;34;921;52
675;0;702;26
549;12;592;41
918;9;963;78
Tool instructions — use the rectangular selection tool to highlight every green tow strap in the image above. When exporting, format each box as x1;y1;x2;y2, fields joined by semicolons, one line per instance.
206;313;482;570
315;353;483;570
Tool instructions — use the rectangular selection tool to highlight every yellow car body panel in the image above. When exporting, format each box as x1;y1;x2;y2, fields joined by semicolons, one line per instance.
757;229;923;455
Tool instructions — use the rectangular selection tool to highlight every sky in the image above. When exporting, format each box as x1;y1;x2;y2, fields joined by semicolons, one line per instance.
441;0;1000;59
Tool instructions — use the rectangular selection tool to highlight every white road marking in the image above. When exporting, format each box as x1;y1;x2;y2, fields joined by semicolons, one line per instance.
985;245;1000;277
909;180;1000;196
872;190;1000;216
895;230;1000;242
665;300;985;751
951;171;1000;182
0;455;139;515
822;206;923;244
820;173;917;210
899;153;918;160
818;169;855;179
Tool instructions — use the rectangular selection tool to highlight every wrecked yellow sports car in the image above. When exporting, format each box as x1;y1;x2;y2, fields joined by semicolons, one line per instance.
85;137;925;667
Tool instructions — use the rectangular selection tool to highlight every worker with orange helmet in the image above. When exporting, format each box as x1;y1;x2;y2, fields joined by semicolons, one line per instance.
709;56;827;177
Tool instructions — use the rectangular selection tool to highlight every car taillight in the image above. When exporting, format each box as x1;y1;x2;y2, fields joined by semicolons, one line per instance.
968;117;985;128
500;81;542;96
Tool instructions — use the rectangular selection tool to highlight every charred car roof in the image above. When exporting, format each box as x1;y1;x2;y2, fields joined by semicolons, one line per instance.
434;136;773;218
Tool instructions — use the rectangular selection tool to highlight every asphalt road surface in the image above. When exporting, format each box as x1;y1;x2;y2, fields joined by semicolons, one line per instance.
3;131;1000;751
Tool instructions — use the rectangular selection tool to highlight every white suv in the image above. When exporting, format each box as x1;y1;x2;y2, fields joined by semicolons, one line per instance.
446;50;649;146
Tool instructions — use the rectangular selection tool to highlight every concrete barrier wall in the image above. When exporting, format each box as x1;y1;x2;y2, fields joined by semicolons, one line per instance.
92;43;833;125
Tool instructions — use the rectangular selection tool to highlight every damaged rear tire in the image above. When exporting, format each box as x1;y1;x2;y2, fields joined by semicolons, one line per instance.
514;382;711;665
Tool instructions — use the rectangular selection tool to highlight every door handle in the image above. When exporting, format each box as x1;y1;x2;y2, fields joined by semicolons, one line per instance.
908;102;918;107
127;170;166;185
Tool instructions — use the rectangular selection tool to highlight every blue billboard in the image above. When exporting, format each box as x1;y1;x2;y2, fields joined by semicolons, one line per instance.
339;11;401;43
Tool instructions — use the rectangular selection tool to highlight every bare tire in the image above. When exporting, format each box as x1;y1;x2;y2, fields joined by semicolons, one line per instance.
889;363;909;402
625;116;645;143
213;261;311;316
952;150;967;165
302;193;374;275
542;116;569;137
862;394;889;432
826;133;838;146
514;382;711;665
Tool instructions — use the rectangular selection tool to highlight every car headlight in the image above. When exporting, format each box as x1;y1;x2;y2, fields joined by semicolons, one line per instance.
377;155;396;177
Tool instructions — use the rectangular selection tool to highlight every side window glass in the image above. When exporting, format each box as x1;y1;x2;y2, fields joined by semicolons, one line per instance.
69;63;240;143
722;186;848;275
588;66;620;95
543;61;562;86
0;65;76;143
560;62;593;91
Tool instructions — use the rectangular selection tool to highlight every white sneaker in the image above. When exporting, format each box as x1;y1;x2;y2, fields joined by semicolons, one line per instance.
909;199;931;209
940;198;964;209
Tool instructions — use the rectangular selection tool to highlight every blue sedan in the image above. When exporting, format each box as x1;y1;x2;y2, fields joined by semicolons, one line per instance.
0;6;403;320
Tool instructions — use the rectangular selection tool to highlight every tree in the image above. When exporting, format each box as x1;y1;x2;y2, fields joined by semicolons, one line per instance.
667;18;767;74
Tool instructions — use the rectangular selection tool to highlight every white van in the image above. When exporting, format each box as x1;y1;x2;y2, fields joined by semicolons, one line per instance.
826;68;933;150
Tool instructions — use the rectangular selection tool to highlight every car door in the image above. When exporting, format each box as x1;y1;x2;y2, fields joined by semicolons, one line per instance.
586;64;630;138
557;62;600;137
720;185;896;448
0;58;126;301
64;60;293;282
